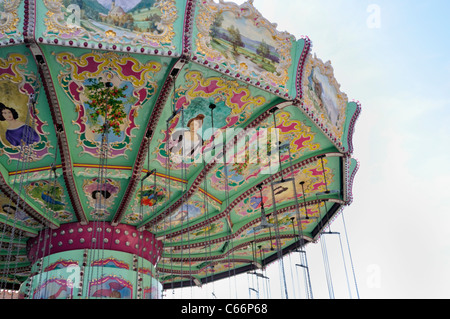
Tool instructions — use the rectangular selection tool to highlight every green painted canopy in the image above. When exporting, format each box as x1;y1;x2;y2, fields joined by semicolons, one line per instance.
0;0;360;289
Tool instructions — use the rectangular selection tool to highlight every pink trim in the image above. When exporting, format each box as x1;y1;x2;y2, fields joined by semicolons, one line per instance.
346;158;360;206
183;0;197;55
294;36;312;100
345;100;362;155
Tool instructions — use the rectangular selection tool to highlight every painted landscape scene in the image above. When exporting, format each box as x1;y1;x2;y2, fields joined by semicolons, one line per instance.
63;0;165;36
209;11;282;76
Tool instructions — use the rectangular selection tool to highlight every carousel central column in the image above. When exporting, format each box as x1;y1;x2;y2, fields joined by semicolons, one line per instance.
21;222;163;299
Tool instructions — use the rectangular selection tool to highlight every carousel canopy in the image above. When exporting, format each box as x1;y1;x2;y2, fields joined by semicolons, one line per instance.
0;0;360;290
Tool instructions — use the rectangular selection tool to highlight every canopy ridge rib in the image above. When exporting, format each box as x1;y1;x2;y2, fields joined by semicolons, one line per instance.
29;45;88;225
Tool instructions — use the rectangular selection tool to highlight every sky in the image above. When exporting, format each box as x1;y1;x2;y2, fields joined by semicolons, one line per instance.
167;0;450;299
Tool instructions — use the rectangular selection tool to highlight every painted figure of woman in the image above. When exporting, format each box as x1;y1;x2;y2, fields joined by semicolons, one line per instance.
0;103;40;147
169;113;205;162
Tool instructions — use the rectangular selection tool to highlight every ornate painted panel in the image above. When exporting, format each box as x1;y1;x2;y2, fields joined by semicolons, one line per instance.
191;0;307;98
302;53;361;153
0;192;41;229
52;49;163;159
0;49;54;165
36;0;184;52
23;178;76;222
0;0;23;43
155;189;221;233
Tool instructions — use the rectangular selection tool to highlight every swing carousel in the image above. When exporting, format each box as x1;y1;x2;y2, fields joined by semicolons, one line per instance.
0;0;360;299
